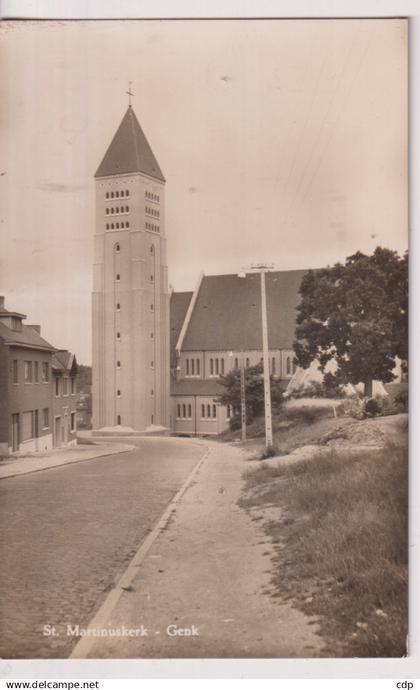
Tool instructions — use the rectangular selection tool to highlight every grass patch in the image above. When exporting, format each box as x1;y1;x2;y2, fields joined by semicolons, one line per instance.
241;442;408;657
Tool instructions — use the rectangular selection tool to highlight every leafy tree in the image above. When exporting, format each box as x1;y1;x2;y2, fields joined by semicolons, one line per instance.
218;362;284;427
293;247;408;397
77;364;92;392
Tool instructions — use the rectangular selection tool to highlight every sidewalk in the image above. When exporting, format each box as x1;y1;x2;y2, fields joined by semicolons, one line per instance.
0;441;134;480
71;441;323;658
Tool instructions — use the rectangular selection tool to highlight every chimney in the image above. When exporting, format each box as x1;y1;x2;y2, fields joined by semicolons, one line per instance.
28;324;41;334
0;296;4;310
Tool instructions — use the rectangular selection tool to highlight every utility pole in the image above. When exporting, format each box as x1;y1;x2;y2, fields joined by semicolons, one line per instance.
240;350;247;442
250;263;274;449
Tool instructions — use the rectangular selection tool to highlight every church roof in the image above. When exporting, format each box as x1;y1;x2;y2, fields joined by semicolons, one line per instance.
95;106;165;181
179;270;308;352
170;291;193;367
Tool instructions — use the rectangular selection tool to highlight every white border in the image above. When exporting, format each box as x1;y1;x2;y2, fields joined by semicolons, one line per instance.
0;0;417;681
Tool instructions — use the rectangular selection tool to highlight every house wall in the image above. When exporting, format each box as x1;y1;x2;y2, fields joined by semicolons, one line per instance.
52;374;78;448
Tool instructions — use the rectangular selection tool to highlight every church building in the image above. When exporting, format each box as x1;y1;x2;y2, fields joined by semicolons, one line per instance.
92;105;170;431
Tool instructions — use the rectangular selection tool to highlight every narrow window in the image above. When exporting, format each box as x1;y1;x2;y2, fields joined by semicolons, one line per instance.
234;357;238;369
186;359;190;376
42;362;49;382
71;377;76;395
150;303;154;311
207;404;211;418
177;404;181;418
106;224;109;230
117;360;121;368
201;404;205;418
126;222;130;228
116;191;119;198
246;357;250;368
150;245;154;254
63;378;68;396
111;223;114;229
182;404;186;418
272;357;276;374
150;361;154;368
116;274;120;281
126;190;129;196
221;358;224;374
151;389;154;397
150;332;154;339
117;389;121;397
191;359;195;376
24;361;32;383
150;275;154;282
111;192;114;198
71;412;76;432
55;377;60;396
196;359;200;376
116;332;121;340
106;208;109;214
215;358;219;375
210;358;214;375
116;223;119;229
126;206;129;212
188;404;192;418
43;408;49;428
286;357;291;375
117;415;121;425
227;405;231;419
106;192;109;199
116;303;120;310
12;359;18;384
111;208;114;214
115;243;120;253
213;404;216;418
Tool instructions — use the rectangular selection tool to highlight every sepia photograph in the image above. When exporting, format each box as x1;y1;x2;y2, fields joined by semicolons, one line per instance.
0;15;408;663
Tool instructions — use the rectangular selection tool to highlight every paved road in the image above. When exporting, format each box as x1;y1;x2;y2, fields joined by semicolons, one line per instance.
0;438;205;658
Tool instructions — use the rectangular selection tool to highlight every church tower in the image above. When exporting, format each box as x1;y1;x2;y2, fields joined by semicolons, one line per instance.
92;104;170;430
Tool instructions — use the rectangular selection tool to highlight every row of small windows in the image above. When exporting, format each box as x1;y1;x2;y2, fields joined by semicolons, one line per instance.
106;190;130;199
107;222;129;230
145;222;160;233
12;360;50;384
209;358;225;376
55;376;76;396
186;358;200;376
177;403;192;419
176;403;218;420
145;206;160;218
106;206;129;215
145;191;160;202
202;404;217;419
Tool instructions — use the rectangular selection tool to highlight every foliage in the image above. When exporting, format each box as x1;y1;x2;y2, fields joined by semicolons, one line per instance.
77;364;92;392
294;247;408;397
218;363;284;428
395;389;408;411
288;377;348;400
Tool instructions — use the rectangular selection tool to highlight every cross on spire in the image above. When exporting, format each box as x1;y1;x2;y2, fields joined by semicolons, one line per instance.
126;82;134;107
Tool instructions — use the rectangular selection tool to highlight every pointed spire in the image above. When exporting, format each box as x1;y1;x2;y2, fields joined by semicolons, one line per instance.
95;107;165;181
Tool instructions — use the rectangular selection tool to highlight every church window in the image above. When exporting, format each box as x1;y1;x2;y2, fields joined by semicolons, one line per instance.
116;223;119;229
116;303;120;310
126;206;129;212
213;405;216;418
196;359;200;375
210;358;214;375
150;275;154;282
201;404;205;418
221;358;225;374
246;357;250;368
186;359;190;376
106;192;109;199
116;207;119;213
116;191;119;198
151;389;154;397
117;415;121;425
272;357;276;373
150;303;154;311
215;358;219;375
111;192;114;198
151;361;154;368
111;208;114;214
150;246;154;254
234;357;239;369
116;332;121;340
182;404;186;417
116;360;121;368
117;389;121;397
191;359;195;376
106;208;109;214
126;222;129;228
286;357;291;375
188;404;192;418
106;224;109;230
116;274;120;281
207;404;211;418
115;243;120;252
227;405;231;419
150;332;154;339
126;190;129;196
177;404;181;418
111;223;114;229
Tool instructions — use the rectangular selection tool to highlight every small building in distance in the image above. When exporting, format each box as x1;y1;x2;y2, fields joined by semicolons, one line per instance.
0;296;79;455
52;350;78;448
170;270;304;436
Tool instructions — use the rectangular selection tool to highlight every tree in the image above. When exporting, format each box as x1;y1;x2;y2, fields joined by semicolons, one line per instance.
218;362;284;427
293;247;408;397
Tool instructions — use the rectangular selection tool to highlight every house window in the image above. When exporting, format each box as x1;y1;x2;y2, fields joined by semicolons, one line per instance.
111;223;114;229
21;411;34;441
150;275;154;282
12;360;18;384
201;404;205;418
126;206;129;212
177;404;181;418
286;357;291;375
41;362;49;383
150;245;154;254
42;408;49;429
24;361;32;383
272;357;276;374
55;377;60;396
221;358;225;375
62;378;68;396
71;412;76;432
106;224;109;230
71;377;76;395
213;404;217;418
210;359;214;375
188;404;192;418
116;223;119;229
196;359;200;376
150;332;154;339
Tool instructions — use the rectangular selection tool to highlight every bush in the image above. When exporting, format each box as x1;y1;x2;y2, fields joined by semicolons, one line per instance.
260;444;279;460
395;389;408;411
284;405;331;425
363;397;382;417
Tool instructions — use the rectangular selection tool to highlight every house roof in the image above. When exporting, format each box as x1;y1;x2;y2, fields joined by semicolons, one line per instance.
52;350;77;373
170;291;193;367
180;270;307;351
95;106;165;181
0;322;55;351
171;378;225;397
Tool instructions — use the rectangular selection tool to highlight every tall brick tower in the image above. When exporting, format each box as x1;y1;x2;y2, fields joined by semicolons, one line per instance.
92;105;169;430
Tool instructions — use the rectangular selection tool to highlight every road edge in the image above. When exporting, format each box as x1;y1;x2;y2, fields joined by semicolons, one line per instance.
69;442;210;659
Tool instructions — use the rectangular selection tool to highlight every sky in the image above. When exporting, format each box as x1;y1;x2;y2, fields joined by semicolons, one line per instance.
0;18;407;364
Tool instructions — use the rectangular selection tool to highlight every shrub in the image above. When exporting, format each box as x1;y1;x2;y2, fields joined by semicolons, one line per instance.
363;397;382;417
395;389;408;411
260;444;279;460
